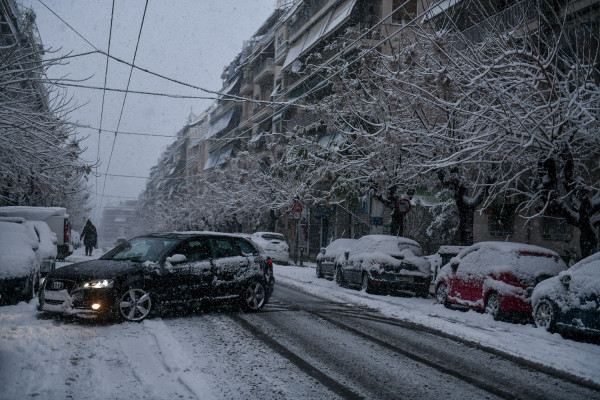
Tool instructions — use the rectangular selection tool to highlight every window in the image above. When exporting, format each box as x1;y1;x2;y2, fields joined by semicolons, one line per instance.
488;204;516;237
541;215;571;239
178;238;211;261
234;238;258;255
211;237;242;258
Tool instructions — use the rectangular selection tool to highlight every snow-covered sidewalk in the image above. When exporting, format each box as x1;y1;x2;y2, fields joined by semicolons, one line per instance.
274;263;600;386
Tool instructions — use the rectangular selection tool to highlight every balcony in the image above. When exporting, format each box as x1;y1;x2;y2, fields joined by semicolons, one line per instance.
240;76;254;94
455;0;537;48
253;57;275;84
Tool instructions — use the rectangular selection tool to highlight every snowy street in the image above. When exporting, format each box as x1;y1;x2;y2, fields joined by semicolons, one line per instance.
1;248;600;399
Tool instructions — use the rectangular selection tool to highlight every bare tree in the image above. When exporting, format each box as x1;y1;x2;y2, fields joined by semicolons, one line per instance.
0;18;91;209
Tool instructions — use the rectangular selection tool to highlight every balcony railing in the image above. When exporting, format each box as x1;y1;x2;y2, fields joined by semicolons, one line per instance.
289;0;330;38
253;58;275;83
455;0;537;48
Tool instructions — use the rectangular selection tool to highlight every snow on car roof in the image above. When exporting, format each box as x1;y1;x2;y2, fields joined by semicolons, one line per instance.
356;235;421;253
0;206;68;220
456;241;560;258
569;252;600;271
323;238;357;256
437;245;467;254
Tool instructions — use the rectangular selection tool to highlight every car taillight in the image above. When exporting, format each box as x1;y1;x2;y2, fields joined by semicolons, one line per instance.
64;222;70;242
268;257;273;269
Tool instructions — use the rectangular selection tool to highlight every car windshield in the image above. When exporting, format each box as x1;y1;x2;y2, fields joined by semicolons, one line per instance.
100;237;179;263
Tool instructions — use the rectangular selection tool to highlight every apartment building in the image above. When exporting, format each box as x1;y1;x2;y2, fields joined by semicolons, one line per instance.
144;0;598;261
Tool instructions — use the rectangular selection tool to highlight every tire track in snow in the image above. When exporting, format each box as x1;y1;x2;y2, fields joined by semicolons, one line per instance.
114;318;216;400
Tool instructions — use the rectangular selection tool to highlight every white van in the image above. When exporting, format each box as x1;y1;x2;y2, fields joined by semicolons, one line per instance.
0;206;73;260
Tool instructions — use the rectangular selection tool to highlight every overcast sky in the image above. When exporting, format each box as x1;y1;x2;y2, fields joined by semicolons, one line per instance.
19;0;277;220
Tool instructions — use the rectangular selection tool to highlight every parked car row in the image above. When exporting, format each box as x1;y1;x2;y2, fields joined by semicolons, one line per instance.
316;236;600;339
38;232;275;322
0;216;57;305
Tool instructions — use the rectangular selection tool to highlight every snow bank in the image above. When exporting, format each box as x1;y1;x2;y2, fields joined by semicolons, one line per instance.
273;263;600;385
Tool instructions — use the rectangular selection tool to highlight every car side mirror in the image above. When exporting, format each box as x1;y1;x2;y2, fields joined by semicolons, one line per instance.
166;254;187;264
451;261;459;272
344;250;350;260
560;273;571;286
320;247;326;255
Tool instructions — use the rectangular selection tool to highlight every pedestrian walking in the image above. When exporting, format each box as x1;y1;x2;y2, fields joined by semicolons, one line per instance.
80;219;98;256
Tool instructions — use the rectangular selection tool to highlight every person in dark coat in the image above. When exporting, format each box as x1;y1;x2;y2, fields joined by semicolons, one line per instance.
80;219;98;256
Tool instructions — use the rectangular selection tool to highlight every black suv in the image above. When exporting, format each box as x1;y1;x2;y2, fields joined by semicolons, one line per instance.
39;232;274;321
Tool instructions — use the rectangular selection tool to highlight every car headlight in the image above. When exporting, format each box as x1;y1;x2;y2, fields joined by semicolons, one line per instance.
83;279;113;289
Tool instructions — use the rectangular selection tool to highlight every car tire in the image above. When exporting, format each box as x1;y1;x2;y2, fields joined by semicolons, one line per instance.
242;281;266;312
117;287;153;322
533;298;556;333
435;283;449;306
485;292;503;321
23;271;40;302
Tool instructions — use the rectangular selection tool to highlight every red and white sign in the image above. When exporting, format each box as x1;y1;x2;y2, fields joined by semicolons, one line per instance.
291;201;303;221
397;198;411;214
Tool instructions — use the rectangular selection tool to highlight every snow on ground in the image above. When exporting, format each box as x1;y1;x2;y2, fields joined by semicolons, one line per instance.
274;263;600;385
1;246;599;400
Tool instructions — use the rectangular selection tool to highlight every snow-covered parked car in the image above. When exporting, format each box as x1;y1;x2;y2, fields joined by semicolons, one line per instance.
251;232;290;265
532;252;600;338
336;235;431;297
39;232;274;322
0;217;41;305
0;206;72;259
434;242;567;320
71;230;81;249
24;220;57;277
316;238;357;280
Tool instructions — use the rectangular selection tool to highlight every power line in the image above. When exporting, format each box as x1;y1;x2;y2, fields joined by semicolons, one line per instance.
74;123;178;138
191;0;420;162
95;0;115;218
51;82;224;100
99;0;149;217
37;0;281;106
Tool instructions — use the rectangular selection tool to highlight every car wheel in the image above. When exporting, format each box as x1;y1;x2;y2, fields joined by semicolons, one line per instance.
118;288;152;322
435;283;448;305
485;292;503;321
242;281;266;312
23;272;40;302
533;298;556;333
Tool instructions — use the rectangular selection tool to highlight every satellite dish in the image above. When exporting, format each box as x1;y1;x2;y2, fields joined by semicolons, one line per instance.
291;60;302;73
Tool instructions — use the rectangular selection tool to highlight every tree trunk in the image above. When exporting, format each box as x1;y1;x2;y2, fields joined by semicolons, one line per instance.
438;170;485;247
457;201;475;246
268;210;277;232
390;209;404;237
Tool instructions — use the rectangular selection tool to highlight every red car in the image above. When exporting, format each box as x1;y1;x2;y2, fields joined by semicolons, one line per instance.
434;242;567;320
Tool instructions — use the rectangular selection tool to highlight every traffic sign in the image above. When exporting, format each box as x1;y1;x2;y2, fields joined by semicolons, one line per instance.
397;198;411;214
